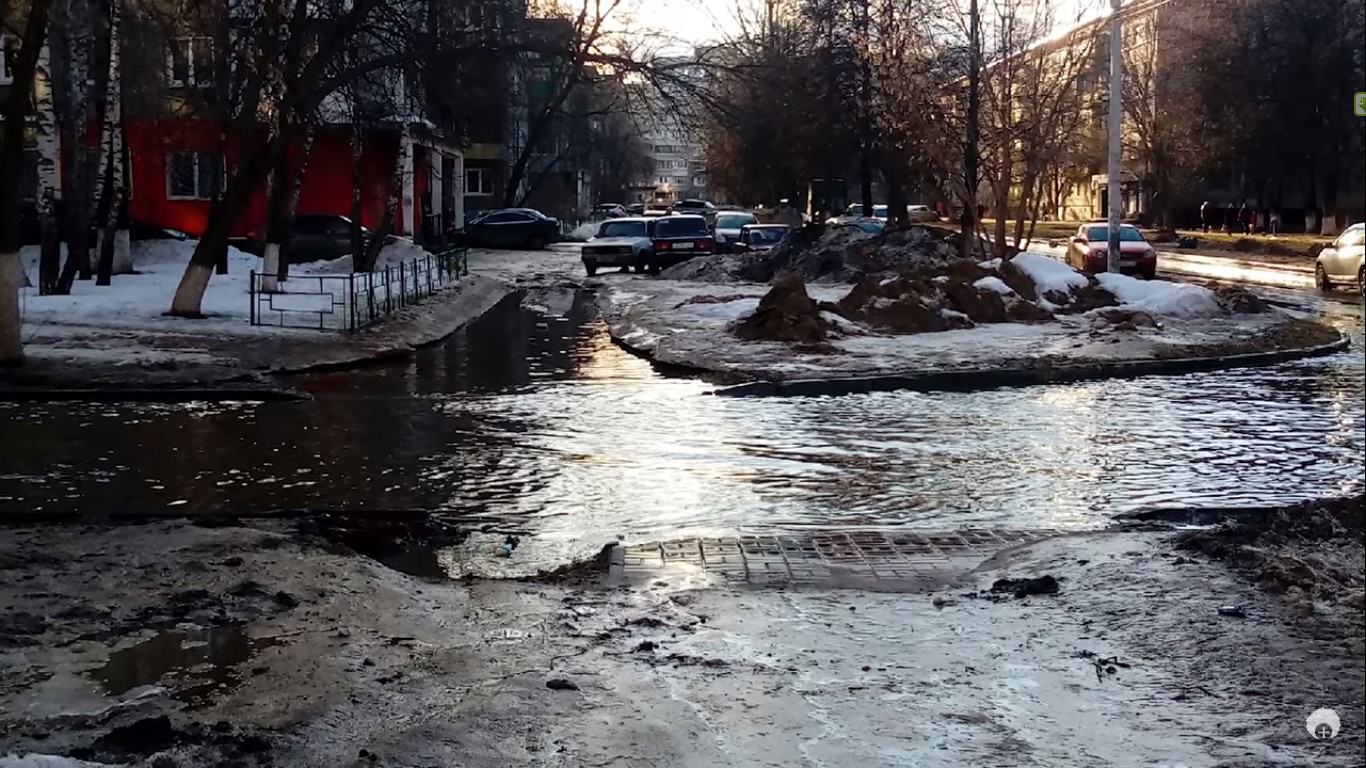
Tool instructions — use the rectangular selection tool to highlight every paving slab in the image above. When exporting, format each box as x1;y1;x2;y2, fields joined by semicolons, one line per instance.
609;529;1060;591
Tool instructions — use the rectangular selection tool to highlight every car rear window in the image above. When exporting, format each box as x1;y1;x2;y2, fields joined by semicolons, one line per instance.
654;217;708;238
1085;225;1145;242
598;220;648;238
716;214;758;229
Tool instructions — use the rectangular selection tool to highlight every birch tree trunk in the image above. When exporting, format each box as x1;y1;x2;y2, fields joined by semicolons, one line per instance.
107;0;131;275
34;42;62;295
95;0;125;285
357;133;404;273
54;0;101;292
349;122;365;272
261;124;314;291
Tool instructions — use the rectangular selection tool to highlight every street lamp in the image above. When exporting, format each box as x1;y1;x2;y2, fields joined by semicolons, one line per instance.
1106;0;1124;274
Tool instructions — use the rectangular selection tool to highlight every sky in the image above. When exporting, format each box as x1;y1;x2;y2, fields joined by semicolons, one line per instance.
639;0;1105;47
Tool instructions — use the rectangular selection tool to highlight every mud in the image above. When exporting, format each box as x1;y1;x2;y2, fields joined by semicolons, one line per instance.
3;518;1364;767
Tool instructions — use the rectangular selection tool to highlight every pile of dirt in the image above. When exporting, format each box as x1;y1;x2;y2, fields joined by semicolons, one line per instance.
661;224;961;284
730;274;834;344
1212;284;1270;314
818;272;1054;335
1176;495;1365;612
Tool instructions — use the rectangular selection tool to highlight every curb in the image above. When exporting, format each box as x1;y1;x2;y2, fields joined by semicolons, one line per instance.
709;332;1351;398
0;387;312;403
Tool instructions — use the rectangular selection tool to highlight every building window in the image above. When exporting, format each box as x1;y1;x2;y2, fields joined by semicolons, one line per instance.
0;37;14;86
166;36;213;88
166;150;223;200
465;167;494;196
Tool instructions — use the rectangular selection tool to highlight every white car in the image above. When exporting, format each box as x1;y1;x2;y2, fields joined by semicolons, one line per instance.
581;218;652;276
1315;222;1365;296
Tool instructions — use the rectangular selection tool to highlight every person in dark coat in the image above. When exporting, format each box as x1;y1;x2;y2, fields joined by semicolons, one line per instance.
1200;200;1212;232
1237;202;1250;235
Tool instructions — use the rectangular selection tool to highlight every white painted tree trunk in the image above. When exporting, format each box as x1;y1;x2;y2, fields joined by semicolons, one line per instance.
261;242;282;292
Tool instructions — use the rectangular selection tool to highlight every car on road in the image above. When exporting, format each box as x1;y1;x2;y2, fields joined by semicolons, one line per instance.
464;208;560;249
239;213;400;263
670;199;718;225
907;204;938;223
644;214;714;274
734;224;791;253
711;211;760;253
1064;222;1157;279
591;203;629;220
1315;222;1365;296
581;218;652;276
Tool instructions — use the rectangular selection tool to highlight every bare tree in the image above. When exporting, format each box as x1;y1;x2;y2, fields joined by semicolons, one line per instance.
0;0;55;364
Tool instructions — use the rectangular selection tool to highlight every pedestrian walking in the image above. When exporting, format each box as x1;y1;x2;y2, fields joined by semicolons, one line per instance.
1237;202;1250;235
1200;200;1212;233
1246;205;1258;235
1224;203;1236;234
1269;209;1281;235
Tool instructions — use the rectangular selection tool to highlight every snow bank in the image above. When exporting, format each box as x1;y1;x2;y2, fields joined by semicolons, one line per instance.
18;240;257;332
567;222;600;242
1010;252;1088;295
295;239;431;276
1096;273;1223;317
973;276;1014;295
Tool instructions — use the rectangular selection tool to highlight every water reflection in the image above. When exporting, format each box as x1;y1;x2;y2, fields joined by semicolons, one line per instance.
0;290;1361;546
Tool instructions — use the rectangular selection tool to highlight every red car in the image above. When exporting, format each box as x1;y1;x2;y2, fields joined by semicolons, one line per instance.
1065;222;1158;279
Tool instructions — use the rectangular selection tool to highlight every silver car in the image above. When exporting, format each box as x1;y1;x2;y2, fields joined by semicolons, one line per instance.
712;211;759;253
582;218;652;276
1315;222;1365;296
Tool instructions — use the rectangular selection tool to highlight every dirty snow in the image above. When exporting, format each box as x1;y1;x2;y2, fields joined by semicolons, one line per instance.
0;757;119;768
1010;251;1089;294
973;275;1014;295
1096;272;1224;318
294;239;432;276
598;280;1303;383
567;222;601;242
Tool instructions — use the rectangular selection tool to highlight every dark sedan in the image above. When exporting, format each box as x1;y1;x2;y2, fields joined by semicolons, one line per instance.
239;213;397;263
464;208;560;249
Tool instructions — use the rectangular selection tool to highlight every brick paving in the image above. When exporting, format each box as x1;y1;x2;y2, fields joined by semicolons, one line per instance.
609;529;1060;591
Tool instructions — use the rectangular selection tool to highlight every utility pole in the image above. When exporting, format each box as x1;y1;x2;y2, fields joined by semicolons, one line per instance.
962;0;981;259
1106;0;1123;273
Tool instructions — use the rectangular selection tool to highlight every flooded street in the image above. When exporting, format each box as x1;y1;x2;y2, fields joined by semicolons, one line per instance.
1;281;1360;555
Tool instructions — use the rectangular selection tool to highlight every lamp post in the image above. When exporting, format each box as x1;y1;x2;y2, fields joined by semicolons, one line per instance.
1106;0;1124;273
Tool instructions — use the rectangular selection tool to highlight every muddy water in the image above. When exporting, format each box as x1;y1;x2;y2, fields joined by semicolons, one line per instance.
1;289;1361;551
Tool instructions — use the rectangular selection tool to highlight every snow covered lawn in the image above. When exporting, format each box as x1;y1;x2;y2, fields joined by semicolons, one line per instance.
597;273;1318;384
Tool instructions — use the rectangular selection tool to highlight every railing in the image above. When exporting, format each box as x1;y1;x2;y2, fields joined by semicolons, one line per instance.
249;248;469;332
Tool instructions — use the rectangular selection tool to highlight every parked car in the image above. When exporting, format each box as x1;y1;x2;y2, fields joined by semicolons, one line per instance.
1064;222;1157;279
626;203;646;215
734;224;792;253
644;214;714;274
711;211;760;253
591;203;629;220
827;216;885;234
464;208;560;249
581;217;652;276
907;204;938;223
670;199;718;225
239;213;398;263
642;207;671;218
1315;222;1365;296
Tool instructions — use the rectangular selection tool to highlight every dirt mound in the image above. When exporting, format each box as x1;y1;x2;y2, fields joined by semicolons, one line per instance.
1212;284;1270;314
819;271;1056;334
730;274;832;343
1176;495;1364;609
665;224;962;285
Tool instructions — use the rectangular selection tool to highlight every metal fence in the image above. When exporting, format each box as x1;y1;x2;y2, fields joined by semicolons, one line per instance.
249;248;469;332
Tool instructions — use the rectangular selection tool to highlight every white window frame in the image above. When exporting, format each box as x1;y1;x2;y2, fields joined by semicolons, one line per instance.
165;150;224;201
0;37;13;86
465;167;494;197
166;36;214;88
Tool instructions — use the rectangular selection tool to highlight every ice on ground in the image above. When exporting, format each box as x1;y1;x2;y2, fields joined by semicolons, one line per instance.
1010;251;1089;294
677;297;760;322
973;276;1014;295
1096;272;1223;317
0;757;121;768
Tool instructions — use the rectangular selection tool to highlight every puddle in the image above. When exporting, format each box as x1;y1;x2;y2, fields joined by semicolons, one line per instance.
90;624;281;707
